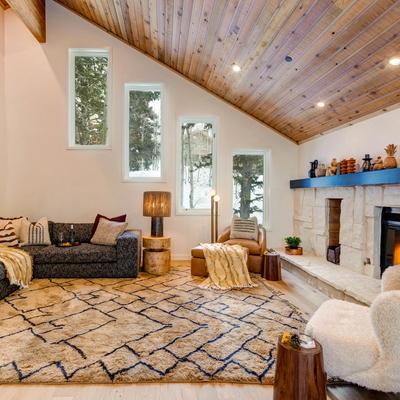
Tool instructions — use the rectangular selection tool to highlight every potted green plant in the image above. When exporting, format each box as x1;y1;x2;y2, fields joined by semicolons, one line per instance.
284;236;303;255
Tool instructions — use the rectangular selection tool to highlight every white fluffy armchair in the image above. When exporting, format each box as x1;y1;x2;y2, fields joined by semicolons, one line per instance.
305;266;400;393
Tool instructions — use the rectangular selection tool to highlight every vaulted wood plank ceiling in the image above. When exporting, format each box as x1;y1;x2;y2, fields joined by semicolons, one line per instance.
30;1;400;141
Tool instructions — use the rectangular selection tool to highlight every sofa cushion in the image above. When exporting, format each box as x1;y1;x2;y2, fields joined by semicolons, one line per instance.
224;239;261;255
90;214;127;238
24;243;117;264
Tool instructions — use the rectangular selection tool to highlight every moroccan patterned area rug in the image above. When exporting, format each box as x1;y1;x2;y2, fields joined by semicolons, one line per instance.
0;266;306;384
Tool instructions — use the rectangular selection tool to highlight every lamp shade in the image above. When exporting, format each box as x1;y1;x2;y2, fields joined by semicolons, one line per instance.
143;191;171;217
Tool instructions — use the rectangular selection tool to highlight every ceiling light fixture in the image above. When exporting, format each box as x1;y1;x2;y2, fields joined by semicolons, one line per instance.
232;64;241;72
389;57;400;66
316;101;325;108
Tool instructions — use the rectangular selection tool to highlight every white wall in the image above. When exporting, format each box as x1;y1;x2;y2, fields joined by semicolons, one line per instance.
298;108;400;177
3;2;298;258
0;8;6;210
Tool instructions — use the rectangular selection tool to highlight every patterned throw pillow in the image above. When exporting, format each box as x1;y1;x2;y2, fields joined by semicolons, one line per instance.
90;218;128;246
230;215;259;241
90;214;127;238
19;217;51;246
0;221;19;247
0;217;25;240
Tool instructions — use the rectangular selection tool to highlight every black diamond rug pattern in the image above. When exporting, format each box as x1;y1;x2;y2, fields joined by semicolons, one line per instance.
0;266;306;384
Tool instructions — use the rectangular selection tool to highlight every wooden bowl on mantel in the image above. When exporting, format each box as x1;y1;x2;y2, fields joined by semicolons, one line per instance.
285;246;303;256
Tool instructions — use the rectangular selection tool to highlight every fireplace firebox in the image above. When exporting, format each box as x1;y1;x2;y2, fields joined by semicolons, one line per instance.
380;207;400;275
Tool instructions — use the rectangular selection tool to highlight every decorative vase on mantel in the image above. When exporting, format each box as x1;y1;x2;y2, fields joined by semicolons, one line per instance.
383;144;398;169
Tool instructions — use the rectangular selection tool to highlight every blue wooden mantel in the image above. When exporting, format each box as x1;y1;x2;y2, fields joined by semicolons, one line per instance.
290;168;400;189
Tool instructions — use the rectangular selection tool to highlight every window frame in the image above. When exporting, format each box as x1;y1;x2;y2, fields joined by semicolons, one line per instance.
231;149;271;230
68;48;112;150
176;116;218;216
122;82;165;183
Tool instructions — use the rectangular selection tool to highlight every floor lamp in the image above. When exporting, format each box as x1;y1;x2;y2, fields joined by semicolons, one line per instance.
210;190;220;243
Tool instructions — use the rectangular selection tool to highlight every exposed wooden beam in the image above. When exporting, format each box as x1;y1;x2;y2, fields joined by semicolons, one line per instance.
0;0;9;10
6;0;46;43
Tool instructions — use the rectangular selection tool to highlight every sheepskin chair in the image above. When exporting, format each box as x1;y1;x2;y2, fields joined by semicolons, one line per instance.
305;266;400;393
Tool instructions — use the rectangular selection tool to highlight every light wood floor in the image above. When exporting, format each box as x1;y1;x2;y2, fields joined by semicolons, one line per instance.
1;262;330;400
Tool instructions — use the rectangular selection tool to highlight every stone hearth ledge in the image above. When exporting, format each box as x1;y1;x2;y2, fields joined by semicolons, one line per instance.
277;251;381;305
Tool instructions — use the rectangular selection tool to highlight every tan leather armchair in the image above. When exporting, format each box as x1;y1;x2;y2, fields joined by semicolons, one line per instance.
217;225;266;273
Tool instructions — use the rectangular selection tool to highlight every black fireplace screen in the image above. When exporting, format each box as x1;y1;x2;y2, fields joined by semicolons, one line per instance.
380;207;400;275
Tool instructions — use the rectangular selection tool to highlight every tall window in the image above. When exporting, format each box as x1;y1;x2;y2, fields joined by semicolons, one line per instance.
123;83;163;181
232;150;268;225
68;49;110;148
178;117;216;213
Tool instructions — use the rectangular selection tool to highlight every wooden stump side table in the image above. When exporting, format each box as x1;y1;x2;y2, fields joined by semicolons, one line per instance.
143;236;171;275
262;252;282;281
273;336;327;400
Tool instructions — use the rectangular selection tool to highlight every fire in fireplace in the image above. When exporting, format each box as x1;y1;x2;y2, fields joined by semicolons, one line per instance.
380;207;400;275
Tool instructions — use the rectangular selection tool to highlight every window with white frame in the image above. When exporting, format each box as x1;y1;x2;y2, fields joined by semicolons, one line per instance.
124;83;163;181
178;117;216;213
232;150;268;226
69;49;110;148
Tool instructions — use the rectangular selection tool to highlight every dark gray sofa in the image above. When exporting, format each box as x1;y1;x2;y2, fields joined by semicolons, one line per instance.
0;222;140;300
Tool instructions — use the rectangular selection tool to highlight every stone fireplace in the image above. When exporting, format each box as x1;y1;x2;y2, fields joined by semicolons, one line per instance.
380;207;400;274
293;185;400;278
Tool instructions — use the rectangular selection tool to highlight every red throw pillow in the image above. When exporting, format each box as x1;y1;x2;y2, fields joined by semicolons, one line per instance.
90;214;127;238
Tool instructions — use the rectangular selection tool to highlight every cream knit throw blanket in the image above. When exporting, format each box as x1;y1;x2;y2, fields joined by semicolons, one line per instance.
0;245;32;288
200;243;256;290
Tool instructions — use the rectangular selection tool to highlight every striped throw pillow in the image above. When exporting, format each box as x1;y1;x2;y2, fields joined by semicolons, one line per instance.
0;221;19;247
230;216;259;241
19;217;51;246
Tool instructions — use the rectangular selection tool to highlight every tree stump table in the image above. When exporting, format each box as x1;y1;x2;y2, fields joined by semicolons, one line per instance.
273;336;327;400
262;252;282;281
143;236;171;275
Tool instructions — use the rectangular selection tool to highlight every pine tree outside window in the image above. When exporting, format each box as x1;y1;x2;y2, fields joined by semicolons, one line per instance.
232;150;270;227
68;49;111;149
177;117;217;214
123;83;163;181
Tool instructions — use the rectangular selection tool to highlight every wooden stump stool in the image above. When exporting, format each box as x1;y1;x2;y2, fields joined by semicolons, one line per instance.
274;336;327;400
263;252;282;281
143;236;171;275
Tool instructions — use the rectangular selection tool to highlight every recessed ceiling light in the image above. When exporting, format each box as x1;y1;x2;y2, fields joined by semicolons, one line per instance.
389;57;400;66
232;64;241;72
316;101;325;108
285;55;293;63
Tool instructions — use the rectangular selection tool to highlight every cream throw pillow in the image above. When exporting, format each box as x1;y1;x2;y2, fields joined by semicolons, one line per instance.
90;218;128;246
19;217;51;246
230;215;259;241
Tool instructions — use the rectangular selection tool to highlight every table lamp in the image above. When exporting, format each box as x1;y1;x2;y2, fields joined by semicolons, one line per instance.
143;191;171;237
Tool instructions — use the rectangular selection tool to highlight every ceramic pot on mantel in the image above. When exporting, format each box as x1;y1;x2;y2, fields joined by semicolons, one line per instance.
383;144;398;169
285;246;303;256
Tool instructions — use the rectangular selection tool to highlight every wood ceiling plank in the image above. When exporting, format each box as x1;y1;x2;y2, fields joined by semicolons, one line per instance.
273;52;400;134
258;0;399;122
200;0;242;84
225;0;316;104
208;0;277;95
194;0;227;83
187;0;214;80
238;0;343;110
155;0;166;61
176;0;195;72
242;0;357;112
54;0;400;143
181;0;204;75
170;0;184;69
248;0;371;115
224;0;301;103
290;87;400;139
6;0;45;42
148;0;160;58
267;16;400;129
0;0;9;10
